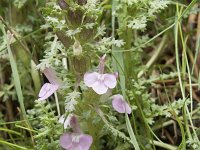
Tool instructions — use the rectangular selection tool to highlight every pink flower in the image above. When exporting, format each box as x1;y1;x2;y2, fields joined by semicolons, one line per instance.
60;133;93;150
60;115;93;150
38;68;62;100
112;94;132;114
84;54;117;94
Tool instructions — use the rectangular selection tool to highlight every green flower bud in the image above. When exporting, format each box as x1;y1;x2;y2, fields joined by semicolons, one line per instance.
73;40;82;56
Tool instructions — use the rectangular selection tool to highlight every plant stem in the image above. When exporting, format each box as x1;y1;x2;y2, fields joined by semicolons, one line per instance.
54;92;61;116
152;140;177;150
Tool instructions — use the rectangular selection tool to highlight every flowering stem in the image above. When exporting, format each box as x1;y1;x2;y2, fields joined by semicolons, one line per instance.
54;92;61;116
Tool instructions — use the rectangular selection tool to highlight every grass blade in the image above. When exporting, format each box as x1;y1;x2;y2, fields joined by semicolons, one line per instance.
4;29;27;119
125;113;140;150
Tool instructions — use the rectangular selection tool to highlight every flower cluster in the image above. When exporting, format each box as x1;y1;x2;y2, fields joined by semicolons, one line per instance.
38;54;131;149
83;54;131;114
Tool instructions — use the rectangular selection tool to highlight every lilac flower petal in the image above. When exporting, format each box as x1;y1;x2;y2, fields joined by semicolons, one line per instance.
38;83;59;100
112;94;132;114
39;83;50;97
124;102;132;114
113;72;118;78
112;97;125;113
68;144;82;150
79;134;93;150
84;72;99;87
92;81;108;94
43;67;61;85
60;133;73;149
103;74;117;89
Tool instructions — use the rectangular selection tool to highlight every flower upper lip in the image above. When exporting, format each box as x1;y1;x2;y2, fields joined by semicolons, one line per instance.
38;67;62;100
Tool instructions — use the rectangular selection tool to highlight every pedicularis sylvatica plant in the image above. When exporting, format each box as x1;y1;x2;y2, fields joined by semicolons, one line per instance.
1;0;200;150
35;0;171;149
30;0;200;149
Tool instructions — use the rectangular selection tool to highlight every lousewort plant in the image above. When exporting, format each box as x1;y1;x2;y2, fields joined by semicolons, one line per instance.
1;0;200;150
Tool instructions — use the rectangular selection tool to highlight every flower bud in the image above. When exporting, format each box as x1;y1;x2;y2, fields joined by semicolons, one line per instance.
57;0;68;10
73;40;82;56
